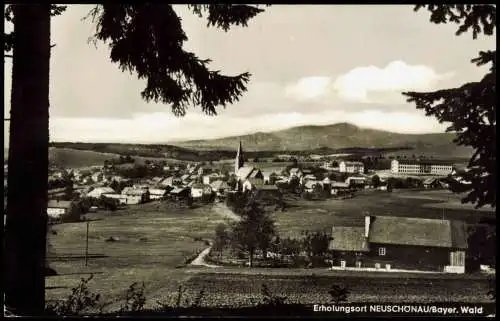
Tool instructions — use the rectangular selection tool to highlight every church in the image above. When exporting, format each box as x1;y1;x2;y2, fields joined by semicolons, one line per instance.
234;141;264;192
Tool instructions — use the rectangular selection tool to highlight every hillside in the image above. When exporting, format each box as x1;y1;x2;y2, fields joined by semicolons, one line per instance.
176;123;473;158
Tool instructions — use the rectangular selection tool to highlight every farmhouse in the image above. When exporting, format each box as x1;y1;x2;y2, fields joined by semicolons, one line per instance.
330;181;352;197
262;170;279;185
339;161;364;174
391;159;454;176
170;186;190;200
203;173;222;185
210;180;230;196
423;177;448;189
159;176;182;188
329;216;468;273
121;187;150;204
86;186;117;199
190;183;212;199
47;200;81;222
148;188;169;200
303;180;322;193
345;175;366;187
103;193;128;205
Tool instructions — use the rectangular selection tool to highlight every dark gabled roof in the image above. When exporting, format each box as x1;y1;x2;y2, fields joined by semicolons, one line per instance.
329;226;369;252
368;216;467;249
450;220;468;250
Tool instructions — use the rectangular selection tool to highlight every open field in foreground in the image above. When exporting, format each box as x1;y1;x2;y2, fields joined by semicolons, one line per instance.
45;201;231;310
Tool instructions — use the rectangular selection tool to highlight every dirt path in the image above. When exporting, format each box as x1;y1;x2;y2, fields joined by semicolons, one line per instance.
212;203;241;222
189;246;219;268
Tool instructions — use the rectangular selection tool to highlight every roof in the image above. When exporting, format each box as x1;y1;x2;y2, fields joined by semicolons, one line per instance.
170;187;188;194
122;187;148;196
237;166;259;180
210;180;229;190
256;185;279;191
368;216;468;249
329;226;369;252
341;161;364;166
191;183;204;189
393;159;455;166
149;188;167;195
47;200;72;209
423;177;440;185
87;186;116;197
331;182;350;188
304;181;320;189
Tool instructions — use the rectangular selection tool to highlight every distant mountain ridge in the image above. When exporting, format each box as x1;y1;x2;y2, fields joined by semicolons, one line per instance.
175;122;473;158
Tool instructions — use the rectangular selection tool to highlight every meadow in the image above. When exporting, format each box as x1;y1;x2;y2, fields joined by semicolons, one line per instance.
275;189;495;238
45;201;232;311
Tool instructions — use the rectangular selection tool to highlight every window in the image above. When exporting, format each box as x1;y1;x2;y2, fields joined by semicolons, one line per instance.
378;247;386;256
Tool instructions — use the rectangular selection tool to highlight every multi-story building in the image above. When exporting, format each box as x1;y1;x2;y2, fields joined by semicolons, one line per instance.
391;159;454;176
339;161;364;174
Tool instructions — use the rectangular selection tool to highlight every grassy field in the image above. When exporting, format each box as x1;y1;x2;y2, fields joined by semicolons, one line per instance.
276;189;495;238
45;201;231;310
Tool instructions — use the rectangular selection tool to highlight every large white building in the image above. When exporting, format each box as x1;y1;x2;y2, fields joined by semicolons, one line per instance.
339;161;364;174
391;159;454;176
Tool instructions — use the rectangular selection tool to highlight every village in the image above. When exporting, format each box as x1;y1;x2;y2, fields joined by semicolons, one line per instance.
6;141;491;277
36;142;462;222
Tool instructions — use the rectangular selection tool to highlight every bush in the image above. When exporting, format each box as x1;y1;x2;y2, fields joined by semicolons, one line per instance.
120;282;146;313
45;275;101;316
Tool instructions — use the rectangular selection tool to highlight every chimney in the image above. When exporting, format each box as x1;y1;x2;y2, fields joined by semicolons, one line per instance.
365;216;371;238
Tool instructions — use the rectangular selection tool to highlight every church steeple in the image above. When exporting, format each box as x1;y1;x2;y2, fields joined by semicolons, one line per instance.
235;140;244;174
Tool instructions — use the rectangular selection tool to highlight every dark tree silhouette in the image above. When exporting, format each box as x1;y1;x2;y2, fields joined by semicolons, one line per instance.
403;5;496;209
230;199;276;267
4;4;265;315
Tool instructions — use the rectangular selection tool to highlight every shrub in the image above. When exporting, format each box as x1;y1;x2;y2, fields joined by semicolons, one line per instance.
260;284;287;307
120;282;146;313
45;274;101;316
328;284;349;304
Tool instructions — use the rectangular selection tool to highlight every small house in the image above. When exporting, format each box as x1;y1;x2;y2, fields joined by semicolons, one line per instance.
47;200;81;222
170;186;190;200
159;176;182;188
203;173;221;185
121;187;150;204
91;172;104;183
303;180;322;193
190;183;212;199
103;193;128;205
210;180;230;197
328;215;468;273
339;161;365;174
86;186;117;199
149;188;168;200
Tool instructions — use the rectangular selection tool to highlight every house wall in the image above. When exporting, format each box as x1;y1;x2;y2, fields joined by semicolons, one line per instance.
366;243;451;271
191;188;203;198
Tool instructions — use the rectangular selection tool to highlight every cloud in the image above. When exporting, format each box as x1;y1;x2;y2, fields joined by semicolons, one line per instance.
332;61;454;103
283;61;454;105
284;76;332;101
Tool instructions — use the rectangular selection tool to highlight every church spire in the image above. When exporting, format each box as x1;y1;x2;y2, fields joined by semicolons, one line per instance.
235;140;244;174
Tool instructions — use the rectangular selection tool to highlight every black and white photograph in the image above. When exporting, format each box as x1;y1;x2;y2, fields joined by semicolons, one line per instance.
3;4;496;317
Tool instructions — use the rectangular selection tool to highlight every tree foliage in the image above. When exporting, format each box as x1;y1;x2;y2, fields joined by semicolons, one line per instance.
403;5;496;209
86;4;265;117
230;198;276;267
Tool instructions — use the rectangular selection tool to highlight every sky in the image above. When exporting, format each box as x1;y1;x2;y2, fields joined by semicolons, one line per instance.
3;5;495;144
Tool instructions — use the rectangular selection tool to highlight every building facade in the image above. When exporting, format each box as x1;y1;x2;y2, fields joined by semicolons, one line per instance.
391;159;454;176
339;161;364;174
